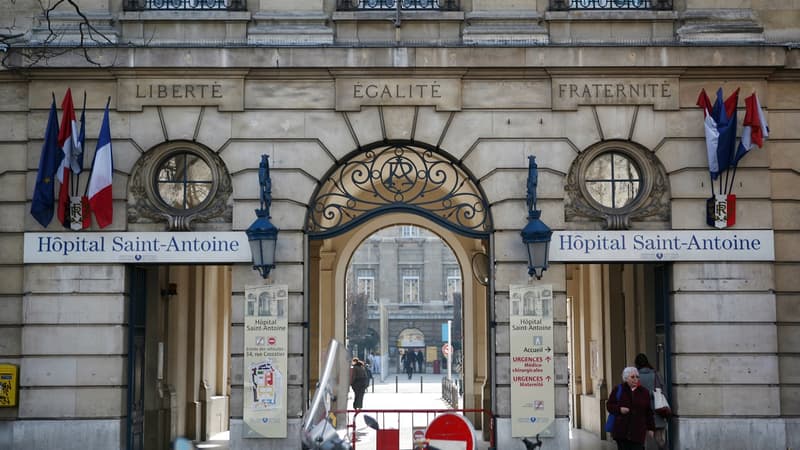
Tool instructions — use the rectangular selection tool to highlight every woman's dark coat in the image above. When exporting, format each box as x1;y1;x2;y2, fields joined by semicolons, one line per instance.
606;382;656;444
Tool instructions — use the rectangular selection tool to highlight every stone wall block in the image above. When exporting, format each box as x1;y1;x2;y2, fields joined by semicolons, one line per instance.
672;262;774;292
778;324;800;355
672;324;777;353
1;143;27;174
771;172;800;200
763;111;800;140
672;417;787;450
672;292;776;322
344;107;383;147
110;140;143;176
232;170;315;206
439;111;493;160
0;295;22;325
657;139;709;174
0;173;25;202
0;82;28;111
776;264;800;292
489;201;528;230
23;294;126;324
0;266;23;295
464;139;574;181
779;355;800;384
10;419;122;450
774;231;800;262
232;111;305;139
670;169;770;199
0;327;21;356
161;106;201;141
128;107;166;153
20;387;124;417
495;385;510;416
0;204;25;232
781;386;800;415
220;141;274;175
674;386;780;416
245;80;334;110
21;356;125;386
671;197;773;228
274;141;334;180
231;263;303;293
0;234;23;265
673;355;778;384
0;113;28;141
772;202;800;230
768;141;800;171
494;230;528;263
462;79;549;109
595;106;636;140
381;107;415;140
21;325;125;355
413;107;451;147
196;107;232;151
303;112;354;161
232;200;307;231
777;294;800;322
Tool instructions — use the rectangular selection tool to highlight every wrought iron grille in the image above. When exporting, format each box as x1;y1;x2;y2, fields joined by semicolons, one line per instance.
338;0;460;11
307;143;490;239
550;0;672;10
123;0;246;11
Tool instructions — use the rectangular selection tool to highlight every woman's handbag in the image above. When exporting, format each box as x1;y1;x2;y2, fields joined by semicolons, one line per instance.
605;384;623;432
653;387;671;418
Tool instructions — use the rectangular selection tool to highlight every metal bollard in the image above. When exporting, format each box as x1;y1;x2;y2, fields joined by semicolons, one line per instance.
395;375;399;393
420;376;423;393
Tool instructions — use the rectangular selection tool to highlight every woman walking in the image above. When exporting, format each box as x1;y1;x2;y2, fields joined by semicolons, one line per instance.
607;366;655;450
635;353;668;450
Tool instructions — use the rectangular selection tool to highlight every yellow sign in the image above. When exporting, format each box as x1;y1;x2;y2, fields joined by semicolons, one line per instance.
509;284;555;437
243;285;289;438
0;364;18;407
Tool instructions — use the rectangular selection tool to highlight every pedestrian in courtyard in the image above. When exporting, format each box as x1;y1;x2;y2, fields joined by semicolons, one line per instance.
350;358;369;409
415;348;424;373
635;353;668;450
607;366;655;450
401;349;414;379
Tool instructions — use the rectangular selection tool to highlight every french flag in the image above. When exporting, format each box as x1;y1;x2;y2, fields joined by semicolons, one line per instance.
734;92;769;166
56;89;81;228
87;101;114;228
696;88;739;180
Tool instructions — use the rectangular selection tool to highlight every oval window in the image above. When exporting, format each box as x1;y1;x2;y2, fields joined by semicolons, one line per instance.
155;151;214;210
584;151;642;209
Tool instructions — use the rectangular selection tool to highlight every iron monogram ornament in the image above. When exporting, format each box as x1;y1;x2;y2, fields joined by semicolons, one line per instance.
307;142;490;238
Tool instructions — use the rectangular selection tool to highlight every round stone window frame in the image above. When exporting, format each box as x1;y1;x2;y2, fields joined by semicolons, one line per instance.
565;140;670;230
128;140;233;231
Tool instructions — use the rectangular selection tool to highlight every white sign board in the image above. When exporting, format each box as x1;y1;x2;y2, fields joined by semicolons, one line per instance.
23;232;251;263
550;230;773;262
510;284;555;438
243;284;289;438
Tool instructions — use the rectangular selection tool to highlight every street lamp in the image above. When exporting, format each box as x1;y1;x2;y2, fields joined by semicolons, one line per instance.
520;156;552;279
246;154;278;279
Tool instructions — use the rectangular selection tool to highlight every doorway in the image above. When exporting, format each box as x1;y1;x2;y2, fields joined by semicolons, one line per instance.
127;265;232;450
566;263;671;441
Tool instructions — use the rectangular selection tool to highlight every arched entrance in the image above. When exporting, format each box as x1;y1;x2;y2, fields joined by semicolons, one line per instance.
305;141;493;431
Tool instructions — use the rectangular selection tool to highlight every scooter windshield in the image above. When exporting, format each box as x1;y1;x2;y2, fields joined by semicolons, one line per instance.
301;339;352;450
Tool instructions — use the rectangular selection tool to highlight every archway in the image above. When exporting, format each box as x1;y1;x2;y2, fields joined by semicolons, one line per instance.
305;141;493;431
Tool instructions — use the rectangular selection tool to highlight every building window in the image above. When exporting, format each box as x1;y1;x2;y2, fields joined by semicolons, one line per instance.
357;269;376;304
584;151;641;210
155;151;214;211
338;0;460;11
124;0;246;11
127;141;233;231
550;0;672;10
564;140;670;230
401;226;420;238
445;267;461;303
402;268;421;304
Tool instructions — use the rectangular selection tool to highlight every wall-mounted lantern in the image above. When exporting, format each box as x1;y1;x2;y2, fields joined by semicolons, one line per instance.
246;154;278;279
520;156;552;279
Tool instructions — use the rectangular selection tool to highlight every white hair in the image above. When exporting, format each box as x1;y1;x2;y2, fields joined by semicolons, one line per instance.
622;366;639;382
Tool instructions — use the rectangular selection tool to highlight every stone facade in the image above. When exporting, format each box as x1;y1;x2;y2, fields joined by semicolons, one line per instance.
0;1;798;449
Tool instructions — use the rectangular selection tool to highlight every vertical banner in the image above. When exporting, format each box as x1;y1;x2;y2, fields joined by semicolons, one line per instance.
243;284;289;438
510;284;555;437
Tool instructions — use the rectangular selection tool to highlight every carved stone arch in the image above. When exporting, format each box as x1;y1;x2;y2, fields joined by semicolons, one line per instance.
564;140;671;230
305;140;493;239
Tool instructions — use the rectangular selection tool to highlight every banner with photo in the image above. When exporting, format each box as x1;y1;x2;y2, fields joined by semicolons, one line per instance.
510;284;555;437
243;284;289;438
